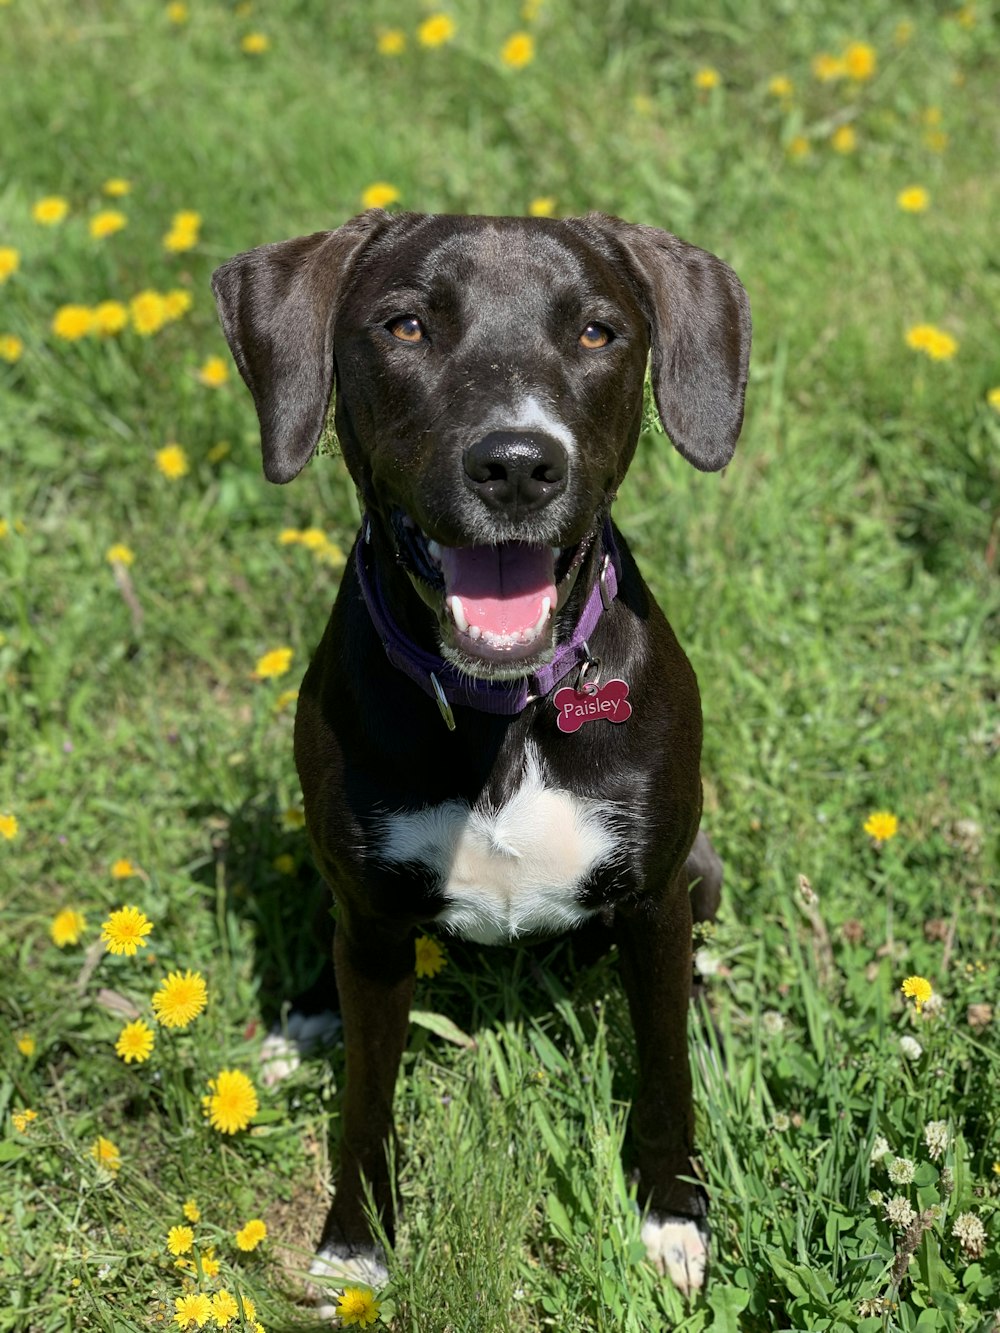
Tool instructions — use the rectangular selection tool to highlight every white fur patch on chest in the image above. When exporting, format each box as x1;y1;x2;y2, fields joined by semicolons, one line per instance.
374;746;618;945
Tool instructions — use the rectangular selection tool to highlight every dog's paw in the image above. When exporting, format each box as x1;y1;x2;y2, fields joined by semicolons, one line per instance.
307;1244;388;1318
641;1212;708;1296
259;1009;341;1087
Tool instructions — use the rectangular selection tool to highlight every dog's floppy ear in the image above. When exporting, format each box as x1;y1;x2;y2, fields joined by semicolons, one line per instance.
582;214;751;472
211;212;386;483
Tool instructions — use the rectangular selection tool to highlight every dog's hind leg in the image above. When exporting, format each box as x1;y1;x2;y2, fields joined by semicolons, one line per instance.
686;828;722;925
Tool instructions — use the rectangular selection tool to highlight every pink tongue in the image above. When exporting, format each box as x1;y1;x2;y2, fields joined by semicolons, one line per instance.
438;544;556;637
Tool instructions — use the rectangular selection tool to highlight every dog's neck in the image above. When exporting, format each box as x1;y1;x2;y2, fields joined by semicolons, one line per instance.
354;515;621;729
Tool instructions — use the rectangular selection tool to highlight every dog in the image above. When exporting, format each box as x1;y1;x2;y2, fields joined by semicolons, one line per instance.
212;209;750;1298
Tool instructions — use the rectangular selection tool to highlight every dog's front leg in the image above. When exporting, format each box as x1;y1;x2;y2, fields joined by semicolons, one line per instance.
614;873;708;1296
313;909;414;1288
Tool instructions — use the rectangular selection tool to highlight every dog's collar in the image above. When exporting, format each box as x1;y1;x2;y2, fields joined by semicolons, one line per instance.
354;516;621;730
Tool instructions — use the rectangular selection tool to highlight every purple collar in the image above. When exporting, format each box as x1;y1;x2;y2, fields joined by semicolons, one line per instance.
354;517;621;729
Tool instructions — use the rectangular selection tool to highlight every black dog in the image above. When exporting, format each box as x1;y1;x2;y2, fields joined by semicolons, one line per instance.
212;210;750;1297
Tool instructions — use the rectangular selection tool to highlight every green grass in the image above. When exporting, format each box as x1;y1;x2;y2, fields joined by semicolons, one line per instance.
1;1;998;1330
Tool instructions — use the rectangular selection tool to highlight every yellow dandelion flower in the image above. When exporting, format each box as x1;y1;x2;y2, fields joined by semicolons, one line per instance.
336;1287;381;1328
106;544;135;568
201;1248;221;1277
254;647;293;679
197;356;229;387
92;300;129;335
174;1293;212;1329
235;1218;267;1251
768;75;794;98
12;1109;37;1132
361;182;400;210
210;1291;239;1325
787;134;810;159
102;178;131;197
528;196;556;217
274;688;298;712
902;975;933;1013
163;288;194;320
377;28;405;56
924;128;949;153
51;907;87;947
0;334;23;363
863;810;899;840
812;52;846;81
156;443;189;480
111;857;138;877
501;32;534;68
1;812;19;840
116;1019;155;1063
415;935;447;978
297;527;329;551
182;1198;200;1222
894;19;914;45
282;806;305;829
278;528;303;545
240;1297;257;1323
987;387;1000;412
89;210;127;239
241;32;270;54
33;196;69;225
203;1069;259;1134
17;1034;35;1056
831;125;856;154
172;210;201;231
130;289;169;335
921;106;942;127
418;13;456;47
167;1225;195;1256
954;3;976;27
522;0;544;18
100;904;153;956
631;93;654;116
905;324;957;360
152;969;208;1028
206;440;230;463
52;305;94;340
272;853;295;875
166;1;189;23
843;41;876;81
694;66;720;90
897;186;929;213
164;225;198;253
90;1135;122;1171
0;247;20;282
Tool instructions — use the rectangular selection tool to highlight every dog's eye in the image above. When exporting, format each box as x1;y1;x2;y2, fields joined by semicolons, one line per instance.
579;322;612;350
387;316;425;343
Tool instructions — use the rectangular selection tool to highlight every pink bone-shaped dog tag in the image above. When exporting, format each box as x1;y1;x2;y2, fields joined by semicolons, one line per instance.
553;678;632;734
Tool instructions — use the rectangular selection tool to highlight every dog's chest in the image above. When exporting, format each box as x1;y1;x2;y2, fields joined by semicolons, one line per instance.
374;747;619;945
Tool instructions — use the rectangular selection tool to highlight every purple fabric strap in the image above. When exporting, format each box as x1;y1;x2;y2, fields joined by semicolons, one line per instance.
355;518;621;717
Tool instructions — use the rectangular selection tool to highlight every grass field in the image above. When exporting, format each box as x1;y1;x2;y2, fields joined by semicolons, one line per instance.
1;1;998;1330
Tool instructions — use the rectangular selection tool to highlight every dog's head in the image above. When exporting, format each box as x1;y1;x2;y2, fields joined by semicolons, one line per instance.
213;211;750;677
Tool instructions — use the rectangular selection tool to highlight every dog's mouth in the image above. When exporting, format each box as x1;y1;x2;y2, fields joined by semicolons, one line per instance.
391;512;595;675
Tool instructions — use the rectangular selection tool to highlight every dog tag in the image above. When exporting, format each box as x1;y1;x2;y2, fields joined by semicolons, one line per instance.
553;679;631;733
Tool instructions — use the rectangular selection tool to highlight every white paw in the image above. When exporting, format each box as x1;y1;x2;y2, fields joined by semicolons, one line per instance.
640;1213;708;1296
307;1243;388;1317
259;1009;342;1087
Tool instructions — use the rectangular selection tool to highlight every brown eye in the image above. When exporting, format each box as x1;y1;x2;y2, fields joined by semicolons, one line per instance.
388;316;425;343
579;322;612;349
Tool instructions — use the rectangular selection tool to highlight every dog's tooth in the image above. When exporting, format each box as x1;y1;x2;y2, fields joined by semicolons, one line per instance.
531;597;551;640
468;625;481;642
449;596;469;633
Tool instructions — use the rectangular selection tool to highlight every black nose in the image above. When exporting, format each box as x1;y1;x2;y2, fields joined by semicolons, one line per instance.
463;431;568;519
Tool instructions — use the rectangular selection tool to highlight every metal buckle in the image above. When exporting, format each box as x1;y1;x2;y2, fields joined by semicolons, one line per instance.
429;672;456;731
599;554;613;611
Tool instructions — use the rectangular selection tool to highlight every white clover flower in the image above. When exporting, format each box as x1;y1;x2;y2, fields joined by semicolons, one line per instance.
868;1189;884;1207
888;1156;916;1185
870;1134;891;1165
952;1211;987;1259
773;1112;790;1132
884;1194;917;1230
900;1035;923;1060
920;992;945;1021
923;1120;950;1161
693;948;720;977
762;1010;785;1036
